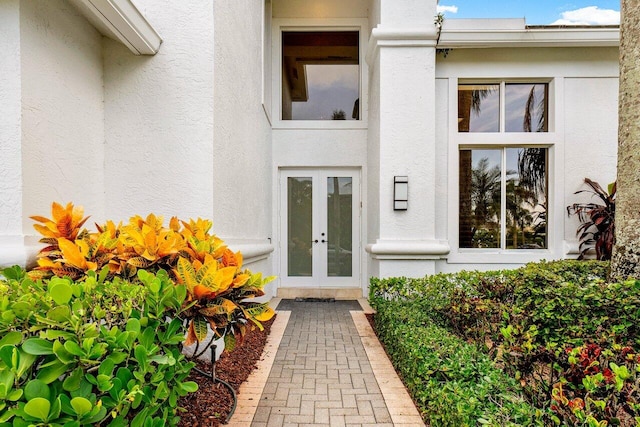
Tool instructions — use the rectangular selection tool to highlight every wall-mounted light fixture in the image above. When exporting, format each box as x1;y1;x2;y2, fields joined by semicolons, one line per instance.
393;176;408;210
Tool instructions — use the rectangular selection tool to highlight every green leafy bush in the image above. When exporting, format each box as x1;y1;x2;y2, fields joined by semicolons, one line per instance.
0;266;197;426
373;300;543;426
369;260;640;426
548;343;640;426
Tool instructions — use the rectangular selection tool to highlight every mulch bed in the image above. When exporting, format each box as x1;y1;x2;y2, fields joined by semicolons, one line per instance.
177;316;275;427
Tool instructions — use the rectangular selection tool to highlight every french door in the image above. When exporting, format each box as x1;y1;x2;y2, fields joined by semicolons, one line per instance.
280;169;361;287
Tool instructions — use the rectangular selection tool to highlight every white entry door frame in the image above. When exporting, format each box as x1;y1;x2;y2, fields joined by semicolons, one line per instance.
279;168;361;288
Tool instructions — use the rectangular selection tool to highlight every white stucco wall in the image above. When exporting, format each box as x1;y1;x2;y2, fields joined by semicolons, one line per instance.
563;77;618;247
213;0;272;243
20;0;104;252
103;1;214;223
0;0;24;266
379;0;436;27
435;47;618;79
434;78;449;242
366;50;381;280
103;1;273;276
377;46;437;241
273;0;369;19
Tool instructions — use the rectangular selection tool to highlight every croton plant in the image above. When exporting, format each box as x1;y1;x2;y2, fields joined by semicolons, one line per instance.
28;202;275;350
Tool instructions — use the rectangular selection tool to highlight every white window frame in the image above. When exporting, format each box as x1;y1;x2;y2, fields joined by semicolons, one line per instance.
262;0;273;124
448;77;565;264
271;18;369;130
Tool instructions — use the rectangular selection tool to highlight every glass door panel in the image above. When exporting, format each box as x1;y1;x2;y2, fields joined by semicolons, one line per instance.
327;177;353;277
287;177;313;276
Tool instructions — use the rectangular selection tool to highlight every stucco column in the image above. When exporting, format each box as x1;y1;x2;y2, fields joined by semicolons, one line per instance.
366;0;449;278
0;0;27;267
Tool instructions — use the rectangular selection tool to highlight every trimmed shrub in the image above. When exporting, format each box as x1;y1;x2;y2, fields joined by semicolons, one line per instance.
374;300;543;426
369;260;640;426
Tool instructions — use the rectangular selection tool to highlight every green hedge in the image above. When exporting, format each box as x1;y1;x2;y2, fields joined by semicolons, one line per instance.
0;267;196;427
374;300;543;426
370;260;614;348
369;260;640;426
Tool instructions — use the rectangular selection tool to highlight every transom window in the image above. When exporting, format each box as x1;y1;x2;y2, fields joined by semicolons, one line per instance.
281;31;360;121
459;147;548;250
458;82;548;133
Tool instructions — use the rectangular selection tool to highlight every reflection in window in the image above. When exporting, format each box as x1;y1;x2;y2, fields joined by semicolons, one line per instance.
458;84;500;132
458;82;549;133
282;31;360;120
506;84;548;132
459;148;547;249
459;150;502;248
327;177;353;277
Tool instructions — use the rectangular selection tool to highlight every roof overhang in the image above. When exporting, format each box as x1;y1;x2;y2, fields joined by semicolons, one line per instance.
438;18;619;49
69;0;161;55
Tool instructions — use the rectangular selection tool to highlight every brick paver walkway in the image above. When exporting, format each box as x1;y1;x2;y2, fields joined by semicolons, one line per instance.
245;300;423;427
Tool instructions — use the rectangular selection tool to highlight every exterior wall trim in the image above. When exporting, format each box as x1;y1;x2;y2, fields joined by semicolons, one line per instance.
439;27;619;49
365;240;450;260
226;241;275;266
72;0;162;55
366;27;438;65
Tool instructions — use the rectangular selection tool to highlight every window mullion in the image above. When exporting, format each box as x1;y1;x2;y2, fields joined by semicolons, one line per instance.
500;81;506;133
500;148;507;250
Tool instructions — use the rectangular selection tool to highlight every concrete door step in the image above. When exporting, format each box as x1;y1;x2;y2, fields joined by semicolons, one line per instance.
276;287;363;300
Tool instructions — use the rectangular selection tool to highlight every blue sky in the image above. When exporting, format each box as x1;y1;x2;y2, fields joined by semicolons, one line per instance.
437;1;620;25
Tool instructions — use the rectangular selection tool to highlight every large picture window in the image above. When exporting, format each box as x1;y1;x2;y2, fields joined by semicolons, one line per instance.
459;147;548;250
281;31;360;121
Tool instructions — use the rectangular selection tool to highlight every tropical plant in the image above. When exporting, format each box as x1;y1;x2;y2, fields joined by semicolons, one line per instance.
28;202;276;351
175;254;275;350
567;178;616;260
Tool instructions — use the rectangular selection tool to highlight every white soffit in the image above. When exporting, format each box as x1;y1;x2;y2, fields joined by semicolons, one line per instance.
70;0;161;55
438;18;619;48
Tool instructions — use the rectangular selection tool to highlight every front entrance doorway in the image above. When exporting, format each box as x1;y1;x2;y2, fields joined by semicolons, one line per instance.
279;169;361;290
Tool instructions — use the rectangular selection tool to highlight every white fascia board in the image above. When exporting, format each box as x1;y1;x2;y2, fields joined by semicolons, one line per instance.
438;27;619;49
75;0;161;55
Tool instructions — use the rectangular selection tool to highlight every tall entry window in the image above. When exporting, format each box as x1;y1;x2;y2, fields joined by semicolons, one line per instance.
281;31;360;120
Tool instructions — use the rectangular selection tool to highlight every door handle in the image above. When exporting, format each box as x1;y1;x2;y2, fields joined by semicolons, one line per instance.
321;239;328;243
312;239;319;243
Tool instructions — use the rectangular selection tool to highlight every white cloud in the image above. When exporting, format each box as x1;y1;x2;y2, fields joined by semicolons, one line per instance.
437;5;458;14
551;6;619;25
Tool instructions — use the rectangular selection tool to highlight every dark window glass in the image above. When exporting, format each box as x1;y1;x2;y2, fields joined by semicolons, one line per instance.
282;31;360;120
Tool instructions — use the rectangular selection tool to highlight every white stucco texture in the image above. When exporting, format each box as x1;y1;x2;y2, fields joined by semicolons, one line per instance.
103;1;215;223
273;0;370;19
213;0;272;241
0;0;22;237
380;0;437;27
20;0;105;229
378;46;437;240
564;77;618;242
